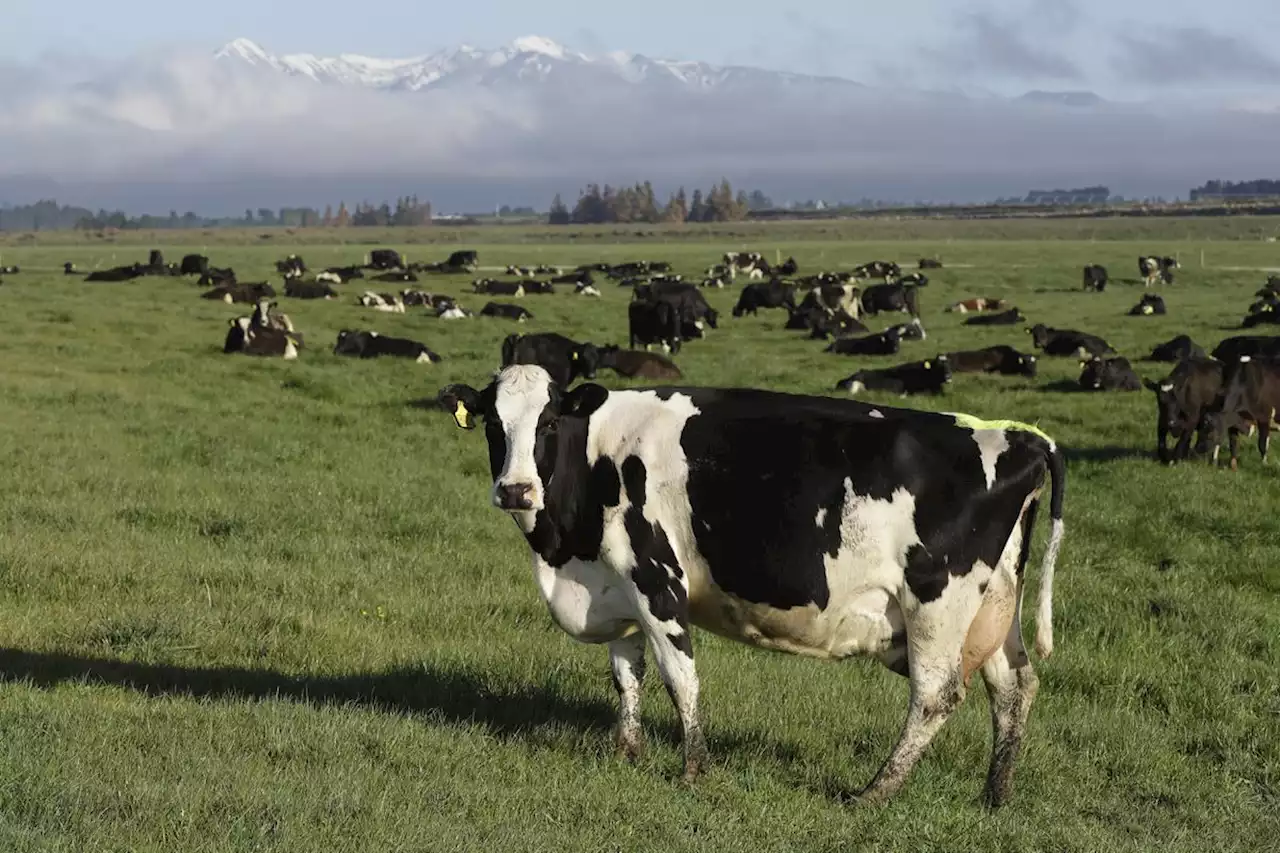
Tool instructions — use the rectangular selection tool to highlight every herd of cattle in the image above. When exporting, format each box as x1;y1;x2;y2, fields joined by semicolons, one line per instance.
25;245;1279;470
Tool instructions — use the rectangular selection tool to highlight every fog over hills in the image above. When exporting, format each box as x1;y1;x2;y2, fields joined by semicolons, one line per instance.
0;35;1275;213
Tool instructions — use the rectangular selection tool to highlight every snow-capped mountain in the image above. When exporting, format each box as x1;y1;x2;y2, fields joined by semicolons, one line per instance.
212;36;864;94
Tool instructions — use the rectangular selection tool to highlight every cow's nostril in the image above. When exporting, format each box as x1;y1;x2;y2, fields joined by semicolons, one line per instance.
495;483;534;510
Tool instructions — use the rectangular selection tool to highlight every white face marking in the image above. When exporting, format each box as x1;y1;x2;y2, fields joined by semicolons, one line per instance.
1160;382;1173;392
416;351;434;364
969;429;1010;489
815;507;827;528
493;365;554;514
869;409;884;419
846;381;865;396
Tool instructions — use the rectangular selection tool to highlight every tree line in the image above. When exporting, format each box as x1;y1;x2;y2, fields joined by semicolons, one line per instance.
1190;179;1280;200
548;181;773;225
0;197;434;231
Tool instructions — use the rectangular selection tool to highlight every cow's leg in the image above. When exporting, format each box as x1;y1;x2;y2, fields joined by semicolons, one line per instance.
1258;419;1271;464
1229;427;1241;471
609;632;647;762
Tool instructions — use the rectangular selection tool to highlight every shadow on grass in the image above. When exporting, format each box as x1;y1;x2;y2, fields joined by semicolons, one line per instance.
1036;379;1086;393
1063;446;1151;464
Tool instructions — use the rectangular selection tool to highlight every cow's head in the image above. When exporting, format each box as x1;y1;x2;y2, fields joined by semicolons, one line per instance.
1018;353;1038;378
1027;324;1049;348
437;366;609;516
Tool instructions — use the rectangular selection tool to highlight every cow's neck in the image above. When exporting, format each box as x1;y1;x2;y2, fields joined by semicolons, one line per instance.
520;418;596;567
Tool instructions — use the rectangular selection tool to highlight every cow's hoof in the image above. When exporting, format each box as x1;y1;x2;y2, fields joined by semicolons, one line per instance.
615;735;644;764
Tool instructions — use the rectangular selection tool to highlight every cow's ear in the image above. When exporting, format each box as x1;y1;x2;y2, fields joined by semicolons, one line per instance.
500;334;519;367
561;383;609;419
436;384;482;430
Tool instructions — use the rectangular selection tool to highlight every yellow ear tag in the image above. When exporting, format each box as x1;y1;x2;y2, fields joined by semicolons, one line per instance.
571;352;579;360
453;401;472;429
924;360;932;369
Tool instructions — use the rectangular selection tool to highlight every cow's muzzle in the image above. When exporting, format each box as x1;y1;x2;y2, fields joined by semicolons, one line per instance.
493;482;538;511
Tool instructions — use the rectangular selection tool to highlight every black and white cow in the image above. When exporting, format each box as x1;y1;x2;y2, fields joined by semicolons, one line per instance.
836;357;953;396
223;317;300;360
371;271;419;284
473;279;526;297
1078;356;1141;392
64;262;79;275
250;298;295;334
0;265;15;276
1198;357;1280;469
180;254;210;276
357;291;406;313
1146;334;1205;363
825;328;901;356
501;333;600;388
885;318;927;341
947;298;1009;314
202;282;275;304
1144;358;1224;464
1138;256;1178;287
367;249;405;271
635;282;719;339
1128;294;1167;316
861;284;920;317
1028;325;1116;359
629;300;684;354
284;279;339;300
1211;335;1280;363
1082;265;1108;292
86;264;145;282
964;309;1025;327
945;346;1038;378
323;266;366;283
447;250;480;271
481;302;533;322
333;329;441;363
575;281;602;298
854;261;901;282
435;365;1065;806
1241;305;1280;329
275;254;307;278
732;280;796;317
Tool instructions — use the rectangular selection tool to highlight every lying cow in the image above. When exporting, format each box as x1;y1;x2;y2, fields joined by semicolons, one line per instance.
501;333;600;388
223;317;300;360
825;328;901;356
1199;357;1280;469
885;318;927;341
357;291;406;313
964;309;1024;326
333;329;441;363
946;346;1038;378
371;271;419;283
836;357;952;396
481;302;533;322
1028;324;1116;359
284;279;339;300
1139;255;1177;287
86;264;145;282
435;364;1065;806
1145;358;1223;464
202;282;275;304
367;249;404;271
1211;335;1280;363
946;298;1009;314
918;257;943;269
323;266;365;283
1078;356;1141;392
1128;294;1167;316
250;298;295;334
1241;305;1280;329
473;279;526;297
575;281;602;298
275;254;307;277
0;265;14;275
1147;334;1205;362
596;346;683;380
1082;265;1108;292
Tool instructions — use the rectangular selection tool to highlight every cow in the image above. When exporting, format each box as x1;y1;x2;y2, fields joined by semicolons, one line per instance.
700;277;729;289
836;357;952;396
199;268;236;287
523;281;556;295
275;255;307;277
473;279;526;297
357;291;406;313
854;261;901;281
825;328;901;356
501;333;600;388
635;282;718;339
787;304;866;340
371;271;419;284
434;364;1065;806
202;282;275;304
945;346;1038;378
447;250;479;271
437;304;471;320
947;298;1009;314
400;289;437;307
918;258;943;269
596;346;683;380
1128;294;1167;316
284;279;339;300
506;265;536;278
723;251;764;276
1242;305;1280;329
333;329;441;363
367;249;405;271
223;317;299;360
799;283;862;320
1257;277;1280;300
552;271;594;286
86;264;145;282
324;266;366;283
0;265;16;275
898;273;929;287
180;254;209;276
861;284;919;317
250;298;295;334
535;264;562;275
885;318;927;342
1198;357;1280;469
629;300;683;354
1082;265;1108;293
1028;325;1116;359
1248;294;1280;316
64;262;78;275
1144;358;1224;464
732;280;796;317
481;302;533;322
575;281;602;298
1146;335;1205;362
1078;356;1141;392
1211;335;1280;363
964;309;1025;327
775;257;799;277
1139;256;1178;287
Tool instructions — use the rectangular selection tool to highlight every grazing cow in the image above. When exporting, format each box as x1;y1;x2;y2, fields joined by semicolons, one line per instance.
1082;265;1108;292
371;271;419;283
180;255;209;276
473;279;526;297
1078;356;1141;392
1211;335;1280;363
837;357;952;396
885;318;927;341
732;280;796;317
1128;294;1167;316
1242;305;1280;329
825;328;902;356
575;281;602;298
435;364;1065;806
918;258;943;269
333;329;441;363
946;346;1038;378
481;302;533;322
1028;324;1116;359
1144;358;1224;464
965;309;1025;327
861;283;920;317
947;298;1009;314
596;346;683;380
275;255;307;277
64;262;78;275
1199;357;1280;469
324;266;366;283
284;279;339;300
357;291;406;313
1147;335;1205;362
202;282;275;304
1139;256;1177;287
635;282;719;339
367;249;405;271
501;333;601;388
629;300;683;354
86;264;144;282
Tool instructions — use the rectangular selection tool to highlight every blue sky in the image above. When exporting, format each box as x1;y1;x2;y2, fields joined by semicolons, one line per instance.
6;0;1280;97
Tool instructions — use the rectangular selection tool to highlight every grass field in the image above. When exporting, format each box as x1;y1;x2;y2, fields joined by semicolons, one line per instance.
0;223;1276;852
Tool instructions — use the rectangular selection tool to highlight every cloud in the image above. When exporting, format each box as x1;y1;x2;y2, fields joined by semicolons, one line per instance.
1113;27;1280;85
924;9;1082;80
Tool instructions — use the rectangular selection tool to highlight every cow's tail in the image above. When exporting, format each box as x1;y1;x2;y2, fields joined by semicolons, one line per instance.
1035;443;1066;659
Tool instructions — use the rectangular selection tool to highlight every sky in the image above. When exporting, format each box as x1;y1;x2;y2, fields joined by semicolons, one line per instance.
5;0;1280;100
